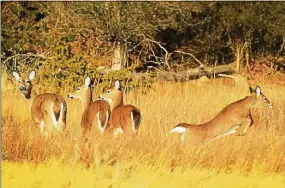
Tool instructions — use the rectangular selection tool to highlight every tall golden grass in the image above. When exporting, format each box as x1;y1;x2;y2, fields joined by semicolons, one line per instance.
2;72;285;187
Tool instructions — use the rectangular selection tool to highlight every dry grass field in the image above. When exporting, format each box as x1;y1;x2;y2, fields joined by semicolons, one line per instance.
2;72;285;187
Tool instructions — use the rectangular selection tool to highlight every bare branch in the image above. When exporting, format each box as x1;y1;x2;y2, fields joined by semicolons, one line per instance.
218;73;235;79
2;53;48;66
173;50;204;68
139;34;171;71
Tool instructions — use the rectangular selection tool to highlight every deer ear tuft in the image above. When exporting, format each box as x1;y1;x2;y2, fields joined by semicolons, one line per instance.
13;72;20;81
85;77;91;87
114;80;121;90
255;86;261;96
29;70;36;81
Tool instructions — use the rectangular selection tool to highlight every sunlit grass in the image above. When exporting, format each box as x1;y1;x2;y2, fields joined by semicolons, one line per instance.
2;160;284;188
2;72;285;187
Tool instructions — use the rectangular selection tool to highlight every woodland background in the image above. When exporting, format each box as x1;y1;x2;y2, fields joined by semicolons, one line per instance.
1;2;285;92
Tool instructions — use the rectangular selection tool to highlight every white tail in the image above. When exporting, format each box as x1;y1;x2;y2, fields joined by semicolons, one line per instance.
169;126;187;134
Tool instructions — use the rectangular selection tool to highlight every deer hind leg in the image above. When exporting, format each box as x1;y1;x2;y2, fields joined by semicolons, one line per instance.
237;119;252;136
102;111;109;133
180;132;186;142
96;112;103;136
117;114;134;135
97;110;109;136
39;121;48;137
113;127;124;138
51;102;66;132
108;118;122;138
60;102;67;132
208;126;240;144
40;121;45;134
217;129;237;139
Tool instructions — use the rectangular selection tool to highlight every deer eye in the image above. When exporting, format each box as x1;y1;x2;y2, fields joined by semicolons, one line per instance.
77;88;80;91
26;80;31;84
107;90;111;94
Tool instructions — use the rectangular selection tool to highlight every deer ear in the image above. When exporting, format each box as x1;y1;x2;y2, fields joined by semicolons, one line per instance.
85;77;91;88
255;86;261;96
12;72;20;81
114;80;121;90
29;70;36;81
249;86;255;94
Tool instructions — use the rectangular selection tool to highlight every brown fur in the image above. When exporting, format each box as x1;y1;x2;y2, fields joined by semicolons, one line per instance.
68;77;110;136
80;100;110;136
31;93;67;132
108;105;142;134
100;80;142;135
170;86;272;144
12;71;67;135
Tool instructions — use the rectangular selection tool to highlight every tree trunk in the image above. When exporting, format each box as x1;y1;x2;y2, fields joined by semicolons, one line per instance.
132;62;237;82
111;42;127;71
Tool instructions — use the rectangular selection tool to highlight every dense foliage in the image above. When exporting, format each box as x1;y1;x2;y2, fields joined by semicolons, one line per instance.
1;2;285;92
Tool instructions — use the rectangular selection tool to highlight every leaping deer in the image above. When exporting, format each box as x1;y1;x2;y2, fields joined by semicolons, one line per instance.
170;86;272;143
99;80;142;137
12;70;67;136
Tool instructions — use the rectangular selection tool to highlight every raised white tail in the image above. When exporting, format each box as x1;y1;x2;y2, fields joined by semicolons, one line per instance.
169;126;187;134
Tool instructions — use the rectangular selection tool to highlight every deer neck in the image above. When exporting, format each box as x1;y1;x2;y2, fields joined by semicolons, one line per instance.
235;95;256;111
246;95;259;110
110;97;123;111
81;90;92;112
21;89;37;109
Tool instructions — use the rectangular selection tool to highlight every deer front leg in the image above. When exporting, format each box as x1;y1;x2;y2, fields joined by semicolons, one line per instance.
39;121;48;137
237;119;252;136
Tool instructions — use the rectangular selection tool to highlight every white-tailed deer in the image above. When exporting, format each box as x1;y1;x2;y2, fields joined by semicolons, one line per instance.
99;80;142;136
67;77;110;136
12;70;67;136
170;86;272;143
